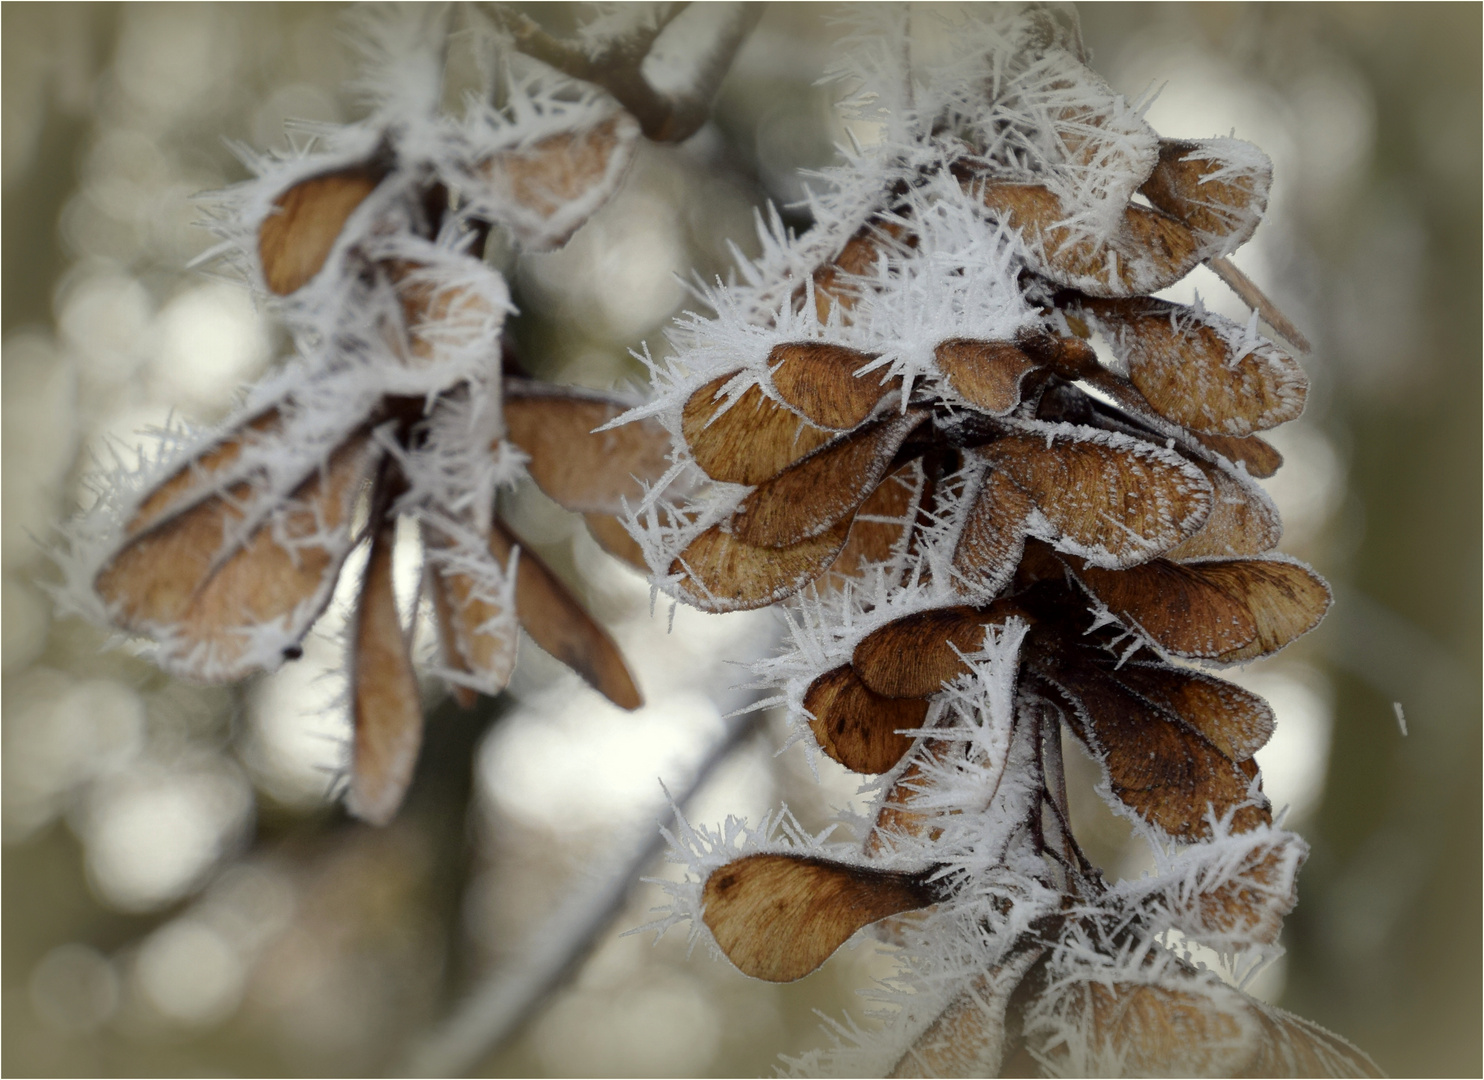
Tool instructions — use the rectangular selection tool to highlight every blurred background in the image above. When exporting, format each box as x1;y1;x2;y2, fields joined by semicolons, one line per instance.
2;3;1477;1076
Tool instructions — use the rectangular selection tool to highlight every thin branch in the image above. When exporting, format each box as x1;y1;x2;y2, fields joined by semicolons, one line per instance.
403;695;770;1077
1208;256;1313;354
484;2;763;142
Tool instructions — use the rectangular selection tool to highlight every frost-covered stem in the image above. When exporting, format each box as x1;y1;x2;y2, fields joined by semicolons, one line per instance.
1208;256;1313;354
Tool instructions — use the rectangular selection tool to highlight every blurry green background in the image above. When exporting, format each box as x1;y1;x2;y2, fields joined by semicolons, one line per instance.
3;3;1478;1076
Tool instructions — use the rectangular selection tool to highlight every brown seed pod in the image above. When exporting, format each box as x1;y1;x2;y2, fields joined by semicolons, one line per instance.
804;664;930;774
669;516;854;612
94;431;380;681
1079;296;1308;437
730;411;927;548
504;383;671;513
978;430;1211;567
702;853;938;982
348;521;424;826
768;342;898;430
490;520;642;709
1071;556;1331;662
259;164;385;295
682;375;834;485
933;338;1041;415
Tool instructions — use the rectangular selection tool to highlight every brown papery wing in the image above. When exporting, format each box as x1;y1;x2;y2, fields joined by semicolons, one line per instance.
504;386;670;513
810;219;909;322
492;520;641;709
826;460;925;582
951;467;1032;596
682;375;834;485
1190;430;1283;479
1107;660;1275;761
934;339;1040;415
804;665;929;774
852;606;1006;699
1140;138;1272;253
980;432;1210;567
1163;458;1282;560
423;527;518;700
1039;655;1268;838
669;517;852;612
94;434;379;682
124;409;283;535
427;570;478;710
582;513;649;572
1082;296;1307;437
730;411;925;548
768;342;897;430
702;854;937;982
259;165;384;295
1073;556;1330;661
347;523;424;826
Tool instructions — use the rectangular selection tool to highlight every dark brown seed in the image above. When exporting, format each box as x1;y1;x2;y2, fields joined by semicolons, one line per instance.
347;522;424;826
259;166;384;295
491;520;642;709
682;375;834;485
702;854;937;982
804;665;930;774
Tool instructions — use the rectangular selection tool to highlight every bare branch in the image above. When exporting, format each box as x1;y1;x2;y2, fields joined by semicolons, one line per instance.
1208;256;1313;355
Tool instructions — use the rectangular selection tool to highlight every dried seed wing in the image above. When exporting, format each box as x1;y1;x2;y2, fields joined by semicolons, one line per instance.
804;665;929;774
827;460;925;582
731;411;926;548
1164;457;1282;560
933;339;1040;415
669;517;852;613
889;952;1045;1080
95;433;379;681
682;376;834;485
1039;654;1268;837
1072;556;1329;661
951;467;1032;596
422;525;518;699
426;569;478;710
866;741;957;855
810;220;908;322
1140;137;1272;255
1108;660;1275;761
1190;431;1283;479
259;165;384;295
347;522;424;826
582;513;649;572
702;854;937;982
1082;297;1308;436
504;384;671;513
476;113;640;251
852;606;1005;699
980;431;1210;567
491;521;641;709
768;342;897;430
125;409;284;535
1191;836;1306;946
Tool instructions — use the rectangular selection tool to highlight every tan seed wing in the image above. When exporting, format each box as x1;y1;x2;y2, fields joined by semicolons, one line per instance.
1140;138;1272;253
1074;557;1330;661
866;741;958;855
682;375;834;485
1195;838;1305;946
259;166;383;295
1190;431;1283;478
1083;297;1308;436
491;521;641;709
427;569;478;709
952;467;1033;595
804;665;929;774
504;386;671;513
702;854;936;982
423;526;519;699
125;409;284;535
852;606;1002;698
582;513;649;572
347;523;424;826
980;432;1211;567
1109;661;1275;761
669;517;852;613
826;460;925;582
1164;458;1282;560
768;342;896;430
1039;656;1269;838
810;220;908;322
477;114;640;250
94;434;379;681
731;411;925;548
934;339;1040;414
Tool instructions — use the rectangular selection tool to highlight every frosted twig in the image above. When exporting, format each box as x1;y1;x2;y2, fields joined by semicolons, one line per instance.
1208;256;1313;354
